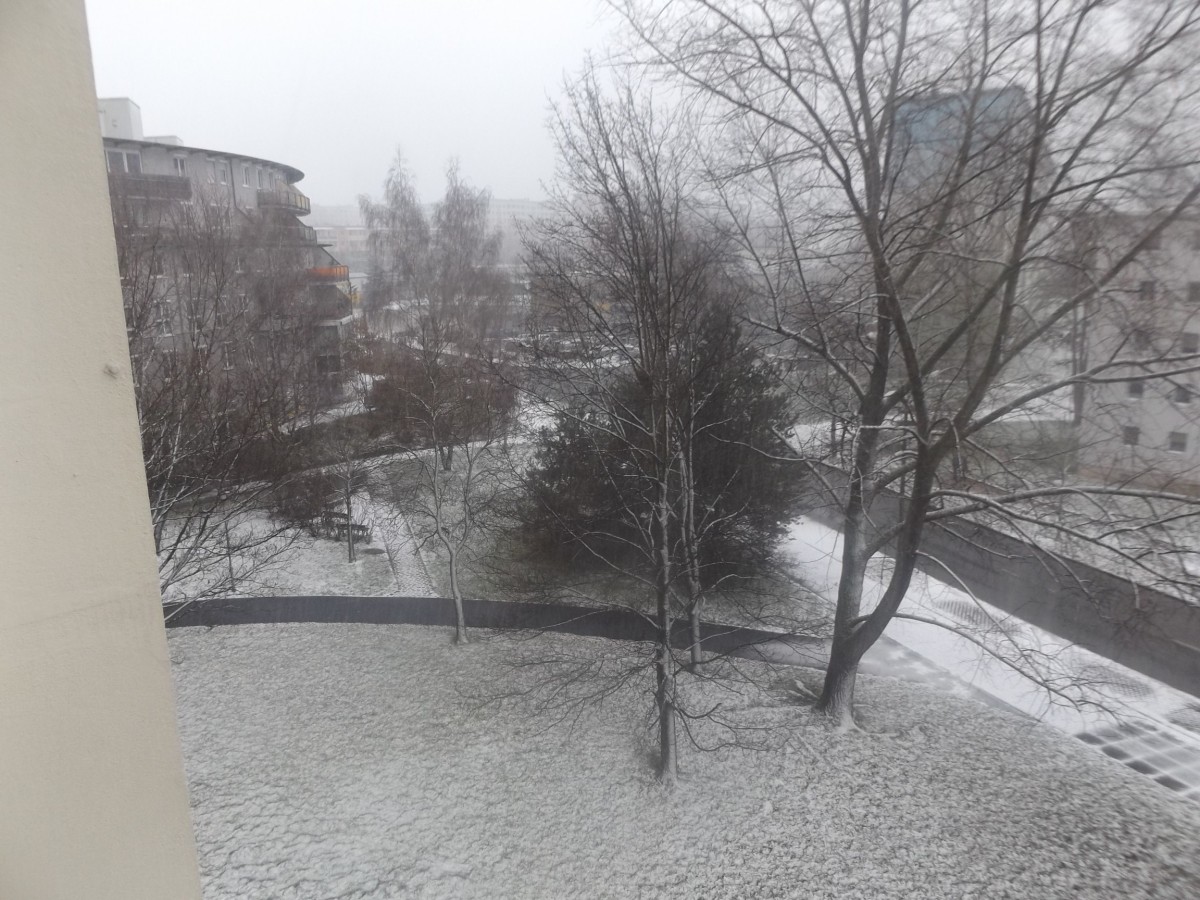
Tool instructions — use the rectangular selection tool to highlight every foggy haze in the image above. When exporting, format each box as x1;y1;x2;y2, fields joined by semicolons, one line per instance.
84;0;615;205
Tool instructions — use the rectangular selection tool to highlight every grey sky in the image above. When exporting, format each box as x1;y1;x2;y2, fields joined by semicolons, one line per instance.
85;0;616;205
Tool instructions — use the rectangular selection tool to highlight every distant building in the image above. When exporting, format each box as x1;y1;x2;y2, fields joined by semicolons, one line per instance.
892;88;1038;391
487;198;551;264
100;98;354;395
1075;214;1200;490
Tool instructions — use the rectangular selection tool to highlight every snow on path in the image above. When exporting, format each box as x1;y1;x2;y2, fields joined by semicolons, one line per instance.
358;492;437;597
783;515;1200;800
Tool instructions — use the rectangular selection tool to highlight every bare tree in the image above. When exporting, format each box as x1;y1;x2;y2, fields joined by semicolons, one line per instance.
362;155;517;641
521;69;807;778
114;186;318;603
617;0;1200;724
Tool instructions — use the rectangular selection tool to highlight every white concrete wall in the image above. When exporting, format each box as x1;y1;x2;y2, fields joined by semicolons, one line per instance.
98;96;143;139
0;2;203;898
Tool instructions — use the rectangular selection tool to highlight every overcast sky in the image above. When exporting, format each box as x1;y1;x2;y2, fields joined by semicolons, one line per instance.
85;0;617;206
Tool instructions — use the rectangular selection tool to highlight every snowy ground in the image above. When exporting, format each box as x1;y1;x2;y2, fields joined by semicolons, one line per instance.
169;496;436;601
171;623;1200;899
783;516;1200;801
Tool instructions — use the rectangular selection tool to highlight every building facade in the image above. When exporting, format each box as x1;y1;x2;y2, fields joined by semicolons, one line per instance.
1076;216;1200;490
100;97;354;397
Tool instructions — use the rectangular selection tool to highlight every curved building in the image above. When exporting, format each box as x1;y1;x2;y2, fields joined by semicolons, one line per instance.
99;97;353;394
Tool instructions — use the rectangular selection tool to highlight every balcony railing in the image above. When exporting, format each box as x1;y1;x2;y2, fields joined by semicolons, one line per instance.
257;187;311;215
310;288;355;321
109;172;192;201
265;223;317;245
307;265;350;282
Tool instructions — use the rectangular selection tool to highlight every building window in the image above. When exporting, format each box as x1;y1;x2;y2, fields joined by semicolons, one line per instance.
243;165;251;187
1132;328;1153;352
173;156;187;177
105;149;141;174
1139;280;1157;302
1169;431;1188;453
257;168;265;189
1190;283;1200;304
234;252;247;273
1127;380;1144;399
187;302;203;332
207;160;217;183
1173;384;1192;404
218;163;227;185
155;300;173;337
1123;426;1140;446
1184;333;1200;354
1144;230;1161;250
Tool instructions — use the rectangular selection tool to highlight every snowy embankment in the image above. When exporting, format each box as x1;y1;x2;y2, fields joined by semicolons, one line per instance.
784;516;1200;797
171;624;1200;900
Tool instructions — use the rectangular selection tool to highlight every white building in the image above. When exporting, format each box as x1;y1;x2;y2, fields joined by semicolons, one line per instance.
1076;215;1200;490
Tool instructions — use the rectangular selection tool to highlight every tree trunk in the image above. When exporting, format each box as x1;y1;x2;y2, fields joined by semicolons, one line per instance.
223;519;237;593
447;543;468;644
816;637;859;727
654;471;677;782
656;647;677;781
817;458;933;726
689;604;703;669
679;444;704;668
345;477;356;563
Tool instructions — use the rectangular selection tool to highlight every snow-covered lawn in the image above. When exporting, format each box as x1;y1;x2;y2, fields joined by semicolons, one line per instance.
171;623;1200;899
165;495;436;602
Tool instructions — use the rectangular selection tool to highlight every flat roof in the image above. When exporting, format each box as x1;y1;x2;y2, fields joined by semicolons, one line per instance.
102;136;305;184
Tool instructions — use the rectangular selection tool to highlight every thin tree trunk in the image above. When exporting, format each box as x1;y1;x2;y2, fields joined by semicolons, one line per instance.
688;607;703;668
654;471;677;782
681;450;704;668
224;518;236;593
345;475;356;563
448;543;468;644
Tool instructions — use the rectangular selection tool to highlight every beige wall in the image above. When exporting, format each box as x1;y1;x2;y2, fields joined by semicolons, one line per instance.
0;2;203;897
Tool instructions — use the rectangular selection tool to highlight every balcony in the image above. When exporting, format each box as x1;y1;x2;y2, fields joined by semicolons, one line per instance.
309;285;355;321
257;187;311;215
307;265;350;283
108;172;192;201
263;223;318;245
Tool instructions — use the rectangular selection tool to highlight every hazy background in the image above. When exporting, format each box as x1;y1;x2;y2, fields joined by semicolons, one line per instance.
84;0;615;204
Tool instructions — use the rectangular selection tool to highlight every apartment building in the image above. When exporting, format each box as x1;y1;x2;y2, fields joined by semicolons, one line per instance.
100;97;354;395
1076;215;1200;490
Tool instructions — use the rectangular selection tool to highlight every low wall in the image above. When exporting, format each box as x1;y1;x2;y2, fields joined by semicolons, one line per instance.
163;595;817;663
